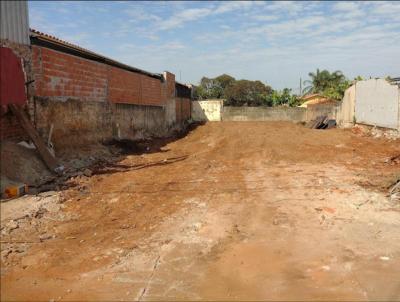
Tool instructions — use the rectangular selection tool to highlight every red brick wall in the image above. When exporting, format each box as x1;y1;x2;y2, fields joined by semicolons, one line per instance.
33;46;108;102
141;75;162;106
108;66;163;106
108;66;141;104
33;45;168;106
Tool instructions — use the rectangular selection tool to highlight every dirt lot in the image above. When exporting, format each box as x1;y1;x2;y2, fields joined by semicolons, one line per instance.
1;122;400;301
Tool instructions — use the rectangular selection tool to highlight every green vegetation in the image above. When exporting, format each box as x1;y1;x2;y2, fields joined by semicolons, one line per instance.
302;69;350;101
195;69;360;106
194;74;298;107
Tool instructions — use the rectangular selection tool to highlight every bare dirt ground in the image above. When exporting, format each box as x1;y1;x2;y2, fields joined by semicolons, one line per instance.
1;121;400;301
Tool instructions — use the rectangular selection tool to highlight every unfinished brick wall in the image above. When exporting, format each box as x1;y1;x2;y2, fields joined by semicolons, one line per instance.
108;66;163;106
32;45;167;106
30;44;192;148
33;46;108;102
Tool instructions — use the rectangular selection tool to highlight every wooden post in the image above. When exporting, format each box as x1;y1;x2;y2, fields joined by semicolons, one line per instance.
9;104;63;174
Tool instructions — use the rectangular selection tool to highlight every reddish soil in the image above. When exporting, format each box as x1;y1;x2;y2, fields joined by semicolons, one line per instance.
1;122;400;301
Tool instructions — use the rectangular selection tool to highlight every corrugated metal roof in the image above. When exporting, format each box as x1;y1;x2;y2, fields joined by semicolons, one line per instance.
30;29;163;80
0;1;30;45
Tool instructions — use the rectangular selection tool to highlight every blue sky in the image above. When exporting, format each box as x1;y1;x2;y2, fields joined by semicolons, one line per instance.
28;1;400;92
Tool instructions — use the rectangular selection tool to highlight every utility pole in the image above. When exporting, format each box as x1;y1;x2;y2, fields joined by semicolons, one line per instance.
179;70;182;82
299;77;302;96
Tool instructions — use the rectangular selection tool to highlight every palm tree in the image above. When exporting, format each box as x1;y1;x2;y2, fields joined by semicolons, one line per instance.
302;69;349;100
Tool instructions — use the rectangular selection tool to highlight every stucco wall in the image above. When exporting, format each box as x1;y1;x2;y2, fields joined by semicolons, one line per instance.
222;106;307;122
337;84;356;128
192;100;223;121
354;79;399;130
34;97;171;150
306;103;338;122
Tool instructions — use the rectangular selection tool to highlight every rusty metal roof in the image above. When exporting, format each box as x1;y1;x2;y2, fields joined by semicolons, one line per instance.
30;29;163;80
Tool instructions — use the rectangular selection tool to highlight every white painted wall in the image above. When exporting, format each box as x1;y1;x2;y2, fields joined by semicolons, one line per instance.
355;79;399;129
192;99;224;121
337;84;356;128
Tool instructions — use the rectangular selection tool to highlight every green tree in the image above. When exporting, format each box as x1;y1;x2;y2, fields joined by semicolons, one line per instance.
225;80;272;106
303;69;350;101
215;74;235;90
266;88;300;107
196;74;236;99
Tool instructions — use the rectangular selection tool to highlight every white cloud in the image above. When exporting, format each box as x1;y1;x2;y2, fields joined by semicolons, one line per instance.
214;1;254;14
124;7;161;22
158;7;212;30
156;1;258;31
253;15;279;22
332;1;360;11
28;1;400;88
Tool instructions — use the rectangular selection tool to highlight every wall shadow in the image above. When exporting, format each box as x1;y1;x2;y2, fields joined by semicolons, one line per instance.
29;121;205;193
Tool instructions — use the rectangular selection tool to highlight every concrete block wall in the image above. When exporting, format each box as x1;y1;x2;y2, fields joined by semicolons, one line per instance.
192;100;224;121
113;103;167;141
354;79;399;130
306;103;338;122
222;106;307;122
34;97;113;149
337;79;400;130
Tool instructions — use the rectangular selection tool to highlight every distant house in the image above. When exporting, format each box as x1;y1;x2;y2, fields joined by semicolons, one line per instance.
299;94;338;108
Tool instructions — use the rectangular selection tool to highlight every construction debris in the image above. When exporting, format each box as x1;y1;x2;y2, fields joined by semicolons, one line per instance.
309;115;336;129
9;104;64;174
390;180;400;202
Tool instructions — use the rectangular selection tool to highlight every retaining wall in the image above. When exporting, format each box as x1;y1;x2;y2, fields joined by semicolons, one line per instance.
222;106;307;122
29;45;191;148
34;97;172;149
192;100;224;121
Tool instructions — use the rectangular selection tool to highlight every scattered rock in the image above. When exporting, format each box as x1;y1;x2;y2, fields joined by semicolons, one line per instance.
83;168;92;177
7;220;19;231
1;249;12;259
1;220;19;235
39;234;53;241
34;207;48;219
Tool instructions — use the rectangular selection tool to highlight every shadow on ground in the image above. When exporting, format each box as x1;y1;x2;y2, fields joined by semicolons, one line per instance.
27;122;205;193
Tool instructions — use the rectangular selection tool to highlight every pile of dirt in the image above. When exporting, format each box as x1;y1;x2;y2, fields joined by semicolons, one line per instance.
0;141;53;187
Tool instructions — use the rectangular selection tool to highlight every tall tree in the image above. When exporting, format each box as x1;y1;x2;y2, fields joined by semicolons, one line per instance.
225;80;272;106
302;69;350;100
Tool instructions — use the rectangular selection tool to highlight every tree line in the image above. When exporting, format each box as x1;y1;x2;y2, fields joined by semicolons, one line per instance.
194;69;362;107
